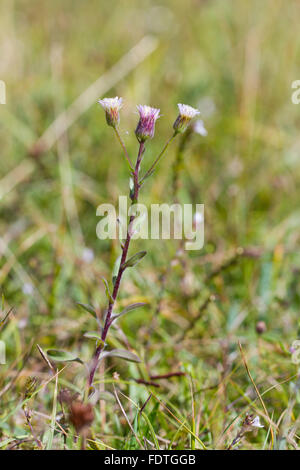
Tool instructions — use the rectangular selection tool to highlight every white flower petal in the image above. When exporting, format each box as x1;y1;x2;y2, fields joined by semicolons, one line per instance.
177;103;200;119
252;416;264;428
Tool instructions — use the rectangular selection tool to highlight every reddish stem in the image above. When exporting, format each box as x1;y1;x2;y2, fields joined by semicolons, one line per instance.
88;141;145;389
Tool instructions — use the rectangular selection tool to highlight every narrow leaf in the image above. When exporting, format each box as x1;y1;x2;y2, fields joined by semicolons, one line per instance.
112;255;122;286
101;277;113;303
77;303;97;319
103;348;141;363
46;349;83;364
84;331;104;346
112;302;148;322
121;251;147;270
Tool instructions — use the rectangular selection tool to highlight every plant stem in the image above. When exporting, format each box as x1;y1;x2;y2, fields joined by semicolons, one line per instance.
172;127;192;202
87;141;145;390
140;133;176;184
113;126;134;171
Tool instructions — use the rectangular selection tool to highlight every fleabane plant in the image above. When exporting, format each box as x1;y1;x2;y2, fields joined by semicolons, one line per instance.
86;98;200;392
47;97;200;395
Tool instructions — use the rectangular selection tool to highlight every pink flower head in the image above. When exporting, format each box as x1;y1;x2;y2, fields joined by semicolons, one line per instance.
173;103;200;134
98;96;123;128
135;105;160;142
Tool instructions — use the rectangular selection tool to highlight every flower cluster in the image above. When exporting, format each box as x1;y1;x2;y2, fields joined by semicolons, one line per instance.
98;97;201;139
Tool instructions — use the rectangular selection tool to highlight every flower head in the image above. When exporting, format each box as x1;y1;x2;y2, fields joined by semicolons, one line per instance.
173;103;200;134
98;96;123;128
251;416;264;429
242;414;264;434
135;105;160;142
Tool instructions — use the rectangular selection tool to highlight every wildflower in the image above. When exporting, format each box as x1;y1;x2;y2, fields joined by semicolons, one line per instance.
228;414;263;449
173;103;200;134
135;105;160;142
251;416;264;429
98;96;123;128
193;119;207;136
242;414;264;433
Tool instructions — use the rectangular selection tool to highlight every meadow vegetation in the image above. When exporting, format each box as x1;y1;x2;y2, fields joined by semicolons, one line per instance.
0;0;300;450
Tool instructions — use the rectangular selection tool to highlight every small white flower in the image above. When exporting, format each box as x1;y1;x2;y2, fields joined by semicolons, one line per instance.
98;96;123;112
173;103;200;133
177;103;200;119
251;416;264;428
193;119;207;136
98;96;123;127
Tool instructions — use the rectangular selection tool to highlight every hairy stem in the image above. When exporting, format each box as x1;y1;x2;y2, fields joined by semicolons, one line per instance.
87;141;145;390
113;126;134;170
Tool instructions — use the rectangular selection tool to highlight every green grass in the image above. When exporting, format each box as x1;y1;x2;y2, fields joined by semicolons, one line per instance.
0;0;300;450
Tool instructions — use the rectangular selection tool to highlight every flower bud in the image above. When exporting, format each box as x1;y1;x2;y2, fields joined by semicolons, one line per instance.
98;96;123;128
135;105;160;142
256;321;267;334
173;103;200;134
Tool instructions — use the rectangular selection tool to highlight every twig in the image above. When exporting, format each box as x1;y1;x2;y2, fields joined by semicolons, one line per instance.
150;372;186;380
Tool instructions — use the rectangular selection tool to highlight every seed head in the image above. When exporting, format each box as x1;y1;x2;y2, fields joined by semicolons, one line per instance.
135;105;160;142
69;401;94;433
173;103;200;134
98;96;123;128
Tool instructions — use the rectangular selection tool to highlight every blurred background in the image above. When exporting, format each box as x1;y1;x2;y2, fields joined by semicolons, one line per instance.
1;0;300;449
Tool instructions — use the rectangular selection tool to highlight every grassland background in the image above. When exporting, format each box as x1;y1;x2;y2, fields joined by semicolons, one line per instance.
0;0;300;450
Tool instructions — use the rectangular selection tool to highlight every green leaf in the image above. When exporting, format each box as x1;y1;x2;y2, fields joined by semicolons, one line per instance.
101;277;113;303
121;251;147;270
46;349;83;364
129;177;135;200
77;302;97;319
112;255;122;286
103;348;141;363
112;302;148;322
83;331;104;347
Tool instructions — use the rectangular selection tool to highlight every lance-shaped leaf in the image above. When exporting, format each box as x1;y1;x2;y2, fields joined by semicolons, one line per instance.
103;348;141;363
111;302;148;323
112;255;122;286
83;331;105;347
101;277;114;303
121;251;147;270
77;302;97;319
46;349;83;364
